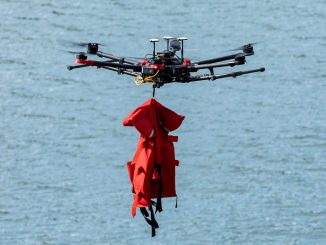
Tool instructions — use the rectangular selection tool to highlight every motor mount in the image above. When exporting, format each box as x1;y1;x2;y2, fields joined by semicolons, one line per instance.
76;52;87;60
235;54;246;64
87;43;99;54
243;44;254;54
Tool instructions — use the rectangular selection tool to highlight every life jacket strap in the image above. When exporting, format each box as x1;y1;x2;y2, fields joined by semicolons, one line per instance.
140;203;159;237
168;135;178;142
154;164;163;213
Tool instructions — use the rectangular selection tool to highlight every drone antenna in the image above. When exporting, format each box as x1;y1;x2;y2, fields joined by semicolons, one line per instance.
149;38;159;58
163;36;174;51
178;37;188;62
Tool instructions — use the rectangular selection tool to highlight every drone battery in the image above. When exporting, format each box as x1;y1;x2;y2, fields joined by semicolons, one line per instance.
142;67;156;75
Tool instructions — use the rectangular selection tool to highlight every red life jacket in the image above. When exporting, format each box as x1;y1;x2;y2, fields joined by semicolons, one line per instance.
123;98;185;236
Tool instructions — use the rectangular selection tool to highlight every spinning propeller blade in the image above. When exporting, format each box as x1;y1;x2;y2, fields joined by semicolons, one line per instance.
72;41;105;47
226;42;259;52
62;50;86;54
123;56;147;60
61;50;97;56
59;39;105;48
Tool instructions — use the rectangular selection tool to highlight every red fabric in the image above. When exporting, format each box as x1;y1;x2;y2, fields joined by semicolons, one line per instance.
123;98;185;217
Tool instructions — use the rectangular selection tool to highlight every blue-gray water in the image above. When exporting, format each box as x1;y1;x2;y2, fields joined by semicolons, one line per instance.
1;0;326;244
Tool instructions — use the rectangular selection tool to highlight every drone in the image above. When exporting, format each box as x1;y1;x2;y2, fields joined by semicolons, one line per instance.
66;37;265;96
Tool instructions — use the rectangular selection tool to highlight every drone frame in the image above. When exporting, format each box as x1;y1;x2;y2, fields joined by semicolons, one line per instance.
67;38;265;95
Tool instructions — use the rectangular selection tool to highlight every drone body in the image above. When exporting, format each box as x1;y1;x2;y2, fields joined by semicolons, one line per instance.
67;37;265;95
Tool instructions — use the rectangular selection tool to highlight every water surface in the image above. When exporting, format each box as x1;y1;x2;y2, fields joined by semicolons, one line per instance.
1;0;326;244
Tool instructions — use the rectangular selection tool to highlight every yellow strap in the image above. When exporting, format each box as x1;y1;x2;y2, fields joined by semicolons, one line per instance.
133;70;159;85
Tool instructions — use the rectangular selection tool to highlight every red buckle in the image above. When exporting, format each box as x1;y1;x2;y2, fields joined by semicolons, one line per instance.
168;135;178;142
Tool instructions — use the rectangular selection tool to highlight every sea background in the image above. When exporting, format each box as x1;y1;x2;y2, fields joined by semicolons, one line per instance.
1;0;326;244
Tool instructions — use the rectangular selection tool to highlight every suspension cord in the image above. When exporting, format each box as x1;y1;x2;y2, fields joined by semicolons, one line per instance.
152;84;156;97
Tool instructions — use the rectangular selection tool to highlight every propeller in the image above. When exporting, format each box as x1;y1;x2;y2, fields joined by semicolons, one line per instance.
123;56;147;60
62;50;99;57
226;42;259;53
61;50;88;60
58;39;104;54
59;39;105;48
62;50;87;55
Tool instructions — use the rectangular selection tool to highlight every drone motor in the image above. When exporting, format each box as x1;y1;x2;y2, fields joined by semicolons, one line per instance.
243;44;254;54
76;52;87;60
87;43;99;54
235;54;246;64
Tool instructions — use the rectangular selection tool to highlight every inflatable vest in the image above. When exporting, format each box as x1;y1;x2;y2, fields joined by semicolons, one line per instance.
123;98;185;236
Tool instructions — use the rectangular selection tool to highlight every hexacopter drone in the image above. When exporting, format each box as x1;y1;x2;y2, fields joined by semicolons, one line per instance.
67;36;265;96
